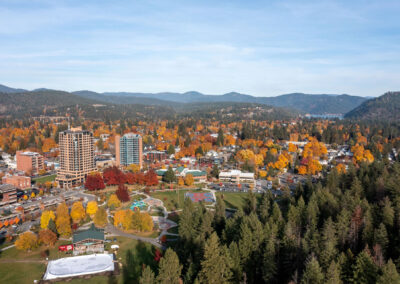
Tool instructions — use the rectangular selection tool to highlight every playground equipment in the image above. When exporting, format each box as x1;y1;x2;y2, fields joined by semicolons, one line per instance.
130;200;147;211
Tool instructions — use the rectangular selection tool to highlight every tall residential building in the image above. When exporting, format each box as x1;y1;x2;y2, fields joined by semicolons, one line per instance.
16;151;44;175
56;127;95;188
115;133;143;168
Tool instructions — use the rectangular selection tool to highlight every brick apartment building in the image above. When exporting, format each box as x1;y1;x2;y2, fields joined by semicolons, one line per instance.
2;175;31;189
16;151;44;175
145;151;168;162
56;127;95;188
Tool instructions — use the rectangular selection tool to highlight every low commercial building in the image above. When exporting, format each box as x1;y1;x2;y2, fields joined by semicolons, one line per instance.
73;224;105;255
0;184;18;206
219;170;255;184
2;175;31;189
177;167;207;183
145;151;168;162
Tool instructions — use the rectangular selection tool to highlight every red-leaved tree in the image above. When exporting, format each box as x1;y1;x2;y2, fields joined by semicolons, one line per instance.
145;170;159;186
116;184;130;202
103;166;127;185
85;173;105;191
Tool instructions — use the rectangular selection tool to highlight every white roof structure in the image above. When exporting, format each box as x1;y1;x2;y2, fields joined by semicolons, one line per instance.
219;170;254;179
43;254;114;280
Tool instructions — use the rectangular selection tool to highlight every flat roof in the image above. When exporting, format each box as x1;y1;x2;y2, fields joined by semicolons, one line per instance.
43;254;114;280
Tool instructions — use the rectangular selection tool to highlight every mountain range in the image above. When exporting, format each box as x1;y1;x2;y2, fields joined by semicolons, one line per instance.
2;83;398;120
73;90;367;115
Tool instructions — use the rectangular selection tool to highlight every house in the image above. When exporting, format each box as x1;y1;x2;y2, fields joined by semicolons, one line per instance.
72;224;105;255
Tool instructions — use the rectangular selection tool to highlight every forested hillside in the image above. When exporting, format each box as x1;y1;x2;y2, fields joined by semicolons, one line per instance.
345;92;400;121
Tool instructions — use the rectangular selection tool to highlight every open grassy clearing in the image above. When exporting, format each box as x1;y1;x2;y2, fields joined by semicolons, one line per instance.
0;236;157;284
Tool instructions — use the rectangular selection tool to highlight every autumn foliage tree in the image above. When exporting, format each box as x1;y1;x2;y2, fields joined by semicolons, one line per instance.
145;169;159;186
15;231;38;251
70;202;86;223
116;184;130;202
86;201;99;217
40;210;55;229
103;166;127;185
107;194;121;209
39;229;58;246
184;174;194;186
56;203;72;237
85;172;105;191
94;207;108;227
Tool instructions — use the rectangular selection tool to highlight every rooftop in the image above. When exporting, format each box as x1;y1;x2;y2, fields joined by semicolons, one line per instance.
73;224;104;243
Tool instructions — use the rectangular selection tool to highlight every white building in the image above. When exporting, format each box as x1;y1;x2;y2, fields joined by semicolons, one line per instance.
219;170;255;184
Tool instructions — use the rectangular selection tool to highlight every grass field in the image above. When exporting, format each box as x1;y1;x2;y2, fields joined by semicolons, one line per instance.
0;262;46;284
0;237;157;284
215;192;250;209
149;189;207;211
32;174;57;184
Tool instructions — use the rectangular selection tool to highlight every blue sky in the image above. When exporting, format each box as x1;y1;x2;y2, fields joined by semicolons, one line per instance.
0;0;399;97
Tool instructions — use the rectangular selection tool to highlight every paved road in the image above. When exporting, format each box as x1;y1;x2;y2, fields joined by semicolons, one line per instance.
0;244;15;252
105;224;162;248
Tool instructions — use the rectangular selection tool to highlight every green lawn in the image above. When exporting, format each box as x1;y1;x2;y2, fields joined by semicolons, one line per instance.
0;262;46;284
150;189;207;211
215;192;249;209
149;210;164;217
32;174;57;184
0;237;157;284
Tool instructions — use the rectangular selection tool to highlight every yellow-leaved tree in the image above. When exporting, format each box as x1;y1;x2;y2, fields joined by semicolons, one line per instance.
70;202;86;223
107;194;121;209
56;203;71;237
40;210;55;229
93;207;108;228
15;231;38;251
184;174;194;186
86;201;98;217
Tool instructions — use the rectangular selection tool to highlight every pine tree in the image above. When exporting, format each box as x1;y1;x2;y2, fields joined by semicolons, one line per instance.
47;218;57;234
377;259;400;284
216;128;224;146
165;144;174;155
301;255;324;284
198;232;232;284
229;241;242;283
352;250;378;284
325;260;342;284
374;223;389;255
243;190;257;215
163;167;176;183
213;196;226;235
262;237;277;283
211;164;219;178
319;218;338;270
257;193;270;224
156;248;182;284
140;266;155;284
381;197;394;228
